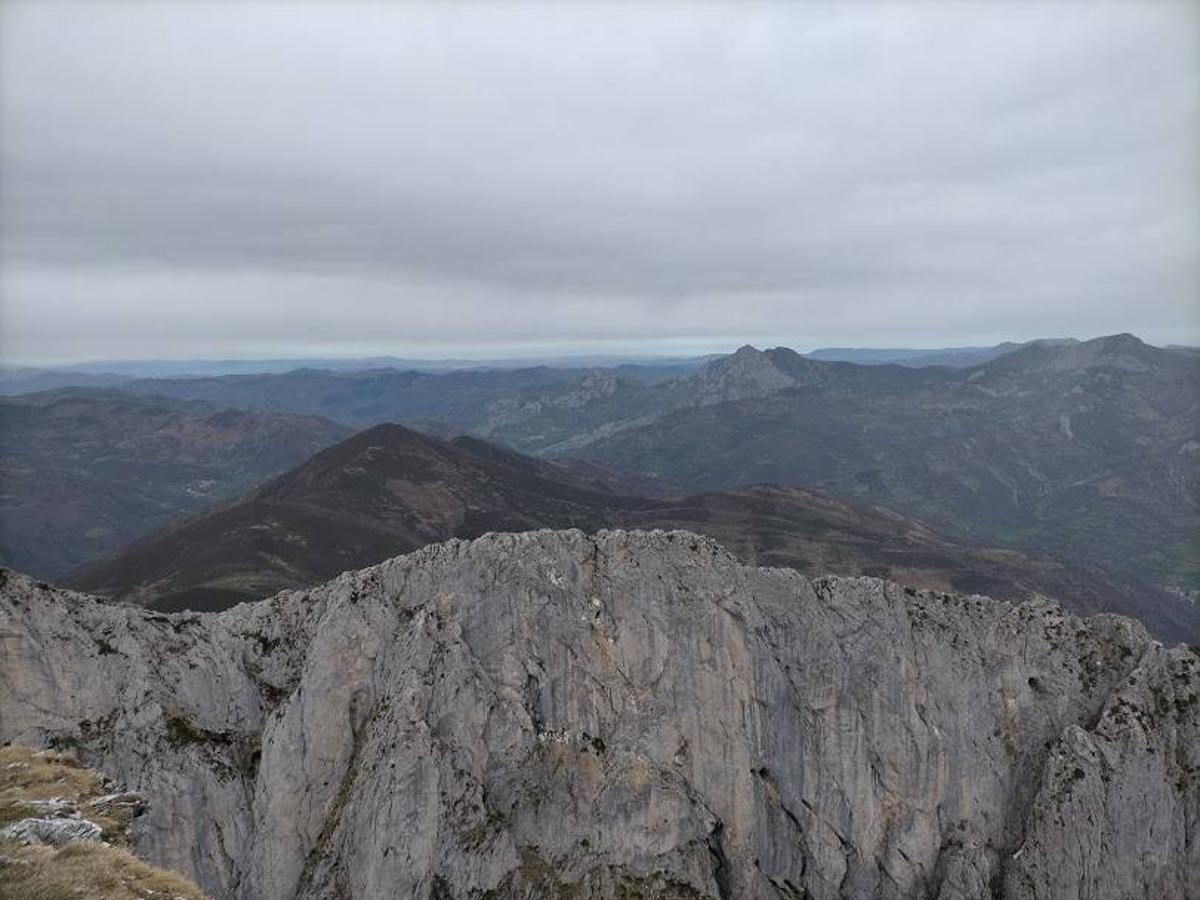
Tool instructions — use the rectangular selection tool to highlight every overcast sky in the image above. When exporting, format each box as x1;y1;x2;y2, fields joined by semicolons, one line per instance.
1;2;1197;364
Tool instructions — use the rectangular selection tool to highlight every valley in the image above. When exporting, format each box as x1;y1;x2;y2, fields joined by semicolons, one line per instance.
0;390;349;578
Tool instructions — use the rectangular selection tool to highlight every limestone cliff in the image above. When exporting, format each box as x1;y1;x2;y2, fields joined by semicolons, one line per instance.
1;530;1196;899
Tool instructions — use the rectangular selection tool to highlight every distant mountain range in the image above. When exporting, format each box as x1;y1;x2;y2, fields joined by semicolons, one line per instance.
0;390;349;577
0;369;131;397
6;335;1194;392
3;333;1195;632
72;422;1199;641
564;334;1199;596
0;353;718;390
12;336;1167;381
105;334;1196;595
804;337;1078;367
0;339;1080;401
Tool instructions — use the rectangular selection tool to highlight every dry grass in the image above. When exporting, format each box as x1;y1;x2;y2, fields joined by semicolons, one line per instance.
0;841;209;900
0;746;210;900
0;746;126;836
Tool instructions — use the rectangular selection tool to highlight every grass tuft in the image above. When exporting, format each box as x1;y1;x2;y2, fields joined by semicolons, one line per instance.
0;745;210;899
0;841;210;900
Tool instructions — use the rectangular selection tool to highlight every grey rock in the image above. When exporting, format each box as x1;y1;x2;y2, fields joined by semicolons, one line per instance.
0;816;103;846
0;530;1196;899
689;344;798;404
21;797;77;817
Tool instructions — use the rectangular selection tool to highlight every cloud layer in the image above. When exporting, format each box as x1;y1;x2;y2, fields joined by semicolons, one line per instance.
2;2;1197;362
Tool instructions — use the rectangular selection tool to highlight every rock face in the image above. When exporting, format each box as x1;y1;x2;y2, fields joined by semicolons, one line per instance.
1;529;1197;899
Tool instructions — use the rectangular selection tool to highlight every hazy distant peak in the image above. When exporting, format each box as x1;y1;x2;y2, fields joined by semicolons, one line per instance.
985;332;1164;375
731;344;765;359
1072;333;1157;367
762;346;809;371
1091;332;1146;352
805;338;1082;369
696;344;795;403
685;344;844;407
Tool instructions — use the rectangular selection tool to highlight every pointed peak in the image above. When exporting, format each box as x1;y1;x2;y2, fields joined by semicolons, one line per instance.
732;344;764;358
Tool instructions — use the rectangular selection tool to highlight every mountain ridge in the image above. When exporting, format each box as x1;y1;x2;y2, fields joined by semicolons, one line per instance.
805;337;1079;368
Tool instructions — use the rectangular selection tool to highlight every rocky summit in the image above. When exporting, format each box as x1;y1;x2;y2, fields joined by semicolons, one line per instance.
1;529;1197;899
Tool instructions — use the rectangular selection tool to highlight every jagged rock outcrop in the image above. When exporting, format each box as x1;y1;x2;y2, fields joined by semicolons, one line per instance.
0;816;103;845
690;344;799;403
1;530;1197;899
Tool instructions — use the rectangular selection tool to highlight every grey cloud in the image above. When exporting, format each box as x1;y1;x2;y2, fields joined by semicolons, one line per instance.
1;1;1197;363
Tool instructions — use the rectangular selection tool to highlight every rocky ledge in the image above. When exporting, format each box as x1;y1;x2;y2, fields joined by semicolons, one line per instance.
1;529;1197;899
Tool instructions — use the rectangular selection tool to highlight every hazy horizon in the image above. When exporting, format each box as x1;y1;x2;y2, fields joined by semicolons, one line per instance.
1;329;1180;372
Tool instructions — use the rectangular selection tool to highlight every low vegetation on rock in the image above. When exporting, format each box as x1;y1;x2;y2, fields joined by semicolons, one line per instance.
0;745;209;900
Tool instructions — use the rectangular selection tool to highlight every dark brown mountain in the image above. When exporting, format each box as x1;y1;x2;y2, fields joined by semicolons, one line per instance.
70;424;623;611
71;423;1199;641
0;389;350;579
